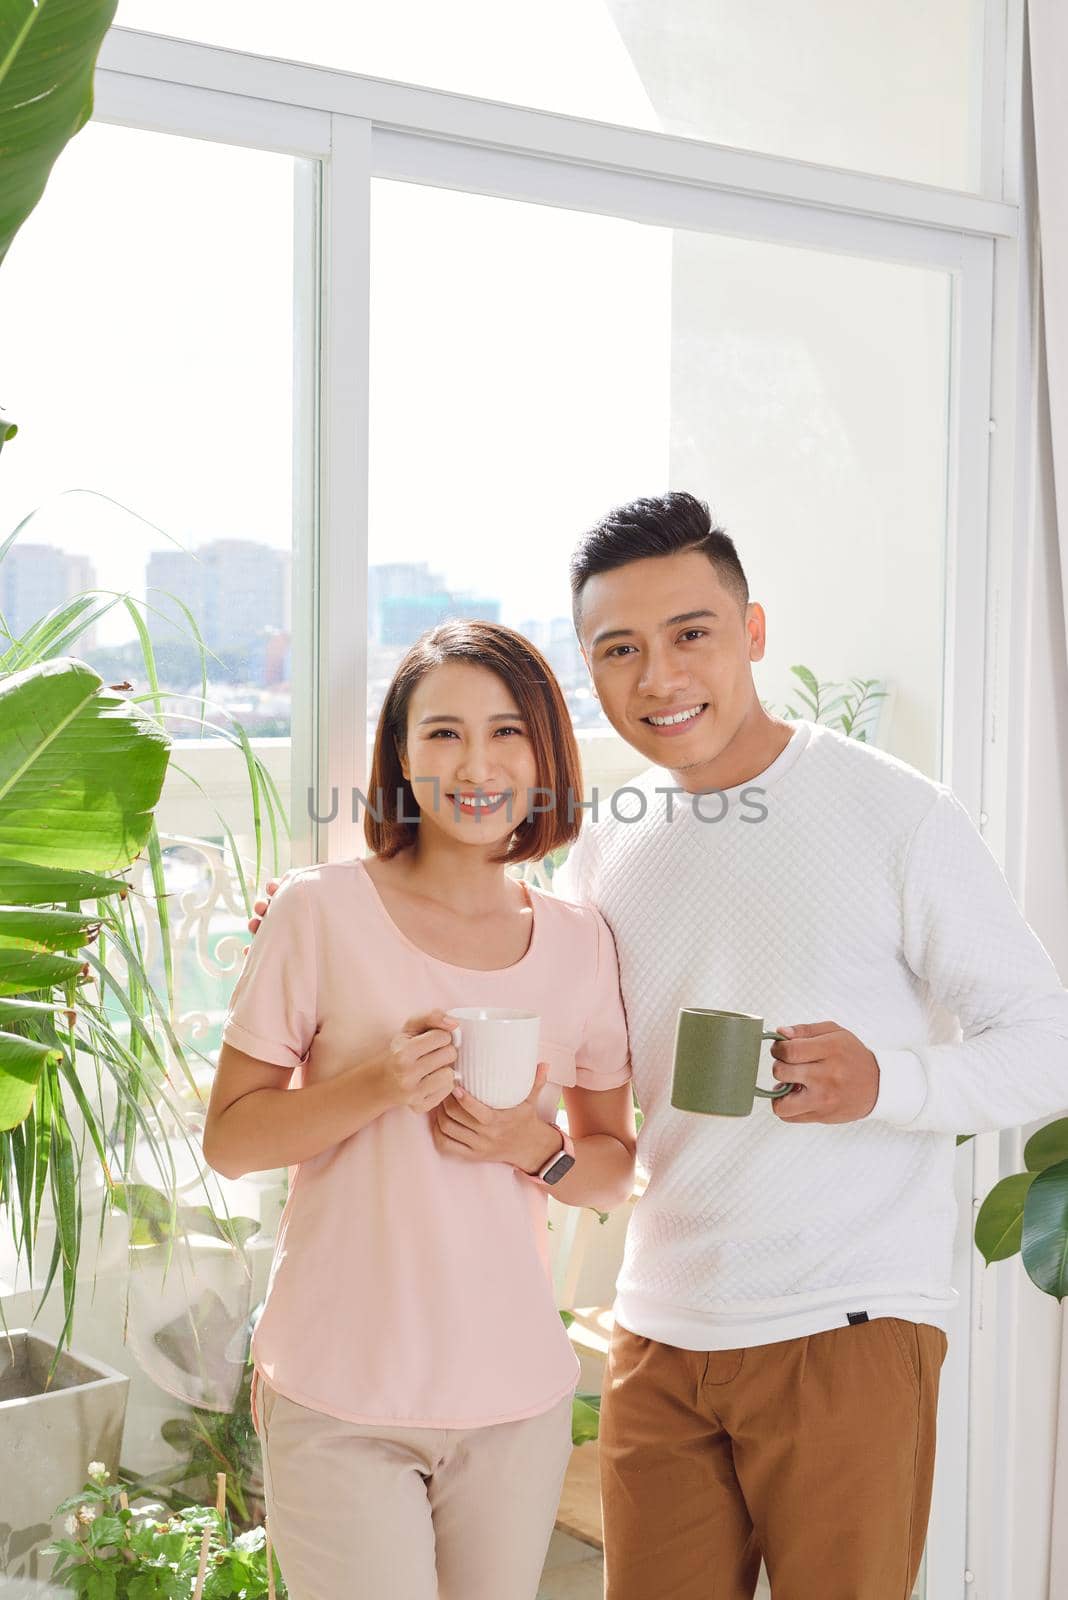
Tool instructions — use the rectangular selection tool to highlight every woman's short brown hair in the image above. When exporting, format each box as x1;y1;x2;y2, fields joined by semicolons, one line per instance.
365;620;584;866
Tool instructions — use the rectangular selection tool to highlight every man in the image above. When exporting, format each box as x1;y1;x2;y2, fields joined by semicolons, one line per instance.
553;491;1068;1599
249;490;1068;1598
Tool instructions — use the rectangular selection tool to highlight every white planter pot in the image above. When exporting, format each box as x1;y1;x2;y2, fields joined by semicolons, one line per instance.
0;1331;129;1582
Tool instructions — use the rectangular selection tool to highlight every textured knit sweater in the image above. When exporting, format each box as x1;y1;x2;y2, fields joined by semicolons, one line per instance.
557;720;1068;1349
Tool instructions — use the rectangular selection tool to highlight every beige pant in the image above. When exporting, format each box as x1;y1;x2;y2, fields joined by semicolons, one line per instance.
254;1379;574;1600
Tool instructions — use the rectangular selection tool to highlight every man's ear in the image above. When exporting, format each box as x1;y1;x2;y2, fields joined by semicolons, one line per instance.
746;601;768;664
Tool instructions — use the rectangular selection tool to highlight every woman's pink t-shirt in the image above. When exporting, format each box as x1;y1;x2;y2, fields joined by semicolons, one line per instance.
221;858;631;1429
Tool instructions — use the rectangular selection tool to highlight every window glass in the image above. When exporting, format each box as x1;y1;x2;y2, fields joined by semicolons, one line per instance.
369;180;950;784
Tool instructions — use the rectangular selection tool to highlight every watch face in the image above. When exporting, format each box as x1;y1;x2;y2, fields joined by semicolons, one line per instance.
544;1152;577;1185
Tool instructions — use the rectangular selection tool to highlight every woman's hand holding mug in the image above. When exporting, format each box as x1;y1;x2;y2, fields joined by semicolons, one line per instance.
373;1009;460;1114
431;1063;560;1174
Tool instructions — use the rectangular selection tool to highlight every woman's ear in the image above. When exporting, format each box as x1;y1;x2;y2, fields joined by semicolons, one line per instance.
395;738;410;782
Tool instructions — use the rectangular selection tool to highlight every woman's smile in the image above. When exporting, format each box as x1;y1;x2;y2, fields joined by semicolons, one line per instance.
447;790;513;817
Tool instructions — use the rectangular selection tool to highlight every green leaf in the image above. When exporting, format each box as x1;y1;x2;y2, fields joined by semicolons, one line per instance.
0;1028;62;1129
40;1535;83;1558
112;1181;259;1249
1024;1118;1068;1174
159;1418;200;1452
0;903;102;952
0;945;88;994
975;1170;1036;1262
175;1200;261;1249
0;857;129;904
1021;1157;1068;1299
571;1393;601;1446
51;1485;113;1516
0;995;78;1024
558;1309;574;1328
0;658;169;872
790;665;820;698
0;0;120;267
128;1575;164;1600
87;1512;125;1547
956;1133;974;1145
84;1567;118;1600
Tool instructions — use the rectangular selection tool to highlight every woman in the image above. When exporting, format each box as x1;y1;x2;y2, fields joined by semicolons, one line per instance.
203;621;636;1600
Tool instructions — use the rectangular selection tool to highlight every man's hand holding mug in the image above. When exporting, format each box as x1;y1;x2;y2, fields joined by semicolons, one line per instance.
769;1022;881;1123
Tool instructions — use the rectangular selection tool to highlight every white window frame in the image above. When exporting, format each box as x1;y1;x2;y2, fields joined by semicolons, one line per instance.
89;11;1033;1593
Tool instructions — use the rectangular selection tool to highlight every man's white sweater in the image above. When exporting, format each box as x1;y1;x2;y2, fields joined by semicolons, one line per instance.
558;721;1068;1349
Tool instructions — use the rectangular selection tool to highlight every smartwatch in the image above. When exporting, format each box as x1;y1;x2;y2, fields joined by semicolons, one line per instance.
533;1128;576;1187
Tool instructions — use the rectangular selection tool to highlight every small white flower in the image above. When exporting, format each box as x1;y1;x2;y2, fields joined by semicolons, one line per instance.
87;1461;108;1482
77;1506;98;1525
64;1515;78;1537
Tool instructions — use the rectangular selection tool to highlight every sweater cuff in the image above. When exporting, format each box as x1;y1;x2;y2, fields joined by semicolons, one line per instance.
868;1049;929;1127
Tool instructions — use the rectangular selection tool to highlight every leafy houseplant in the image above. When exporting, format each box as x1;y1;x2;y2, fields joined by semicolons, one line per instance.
964;1119;1068;1300
779;664;886;740
45;1463;286;1599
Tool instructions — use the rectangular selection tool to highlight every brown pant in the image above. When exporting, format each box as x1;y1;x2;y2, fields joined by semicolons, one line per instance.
600;1317;948;1600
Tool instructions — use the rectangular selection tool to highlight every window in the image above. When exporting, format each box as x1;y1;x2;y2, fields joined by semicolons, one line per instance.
0;121;305;745
369;180;950;780
114;0;987;189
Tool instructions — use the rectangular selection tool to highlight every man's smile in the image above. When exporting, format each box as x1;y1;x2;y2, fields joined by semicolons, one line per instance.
640;703;709;736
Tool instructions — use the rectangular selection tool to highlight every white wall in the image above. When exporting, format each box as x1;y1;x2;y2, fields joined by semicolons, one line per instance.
671;230;949;776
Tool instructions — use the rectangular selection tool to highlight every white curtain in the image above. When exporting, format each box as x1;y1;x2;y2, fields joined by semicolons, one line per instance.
1026;5;1068;1593
1029;0;1068;656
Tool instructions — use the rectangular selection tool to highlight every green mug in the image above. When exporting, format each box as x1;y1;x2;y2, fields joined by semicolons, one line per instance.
671;1008;794;1116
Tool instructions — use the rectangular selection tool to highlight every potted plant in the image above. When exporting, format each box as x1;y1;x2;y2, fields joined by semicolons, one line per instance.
44;1462;287;1598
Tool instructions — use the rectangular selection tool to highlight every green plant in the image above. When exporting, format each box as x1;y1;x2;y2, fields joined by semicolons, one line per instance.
0;0;119;267
0;0;272;1348
132;1365;264;1535
0;650;170;1340
558;1311;605;1445
779;664;886;741
0;527;286;1342
960;1118;1068;1299
45;1463;286;1599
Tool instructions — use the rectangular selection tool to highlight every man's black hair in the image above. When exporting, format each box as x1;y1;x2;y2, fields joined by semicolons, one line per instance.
570;491;749;626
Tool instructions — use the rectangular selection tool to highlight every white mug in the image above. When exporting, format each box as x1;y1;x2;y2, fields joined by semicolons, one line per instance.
449;1007;541;1108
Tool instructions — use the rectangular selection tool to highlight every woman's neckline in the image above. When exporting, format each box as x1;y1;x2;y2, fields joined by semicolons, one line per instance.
352;857;539;974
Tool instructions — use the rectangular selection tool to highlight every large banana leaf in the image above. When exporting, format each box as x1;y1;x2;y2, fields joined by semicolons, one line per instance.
0;657;169;1127
0;656;169;870
0;0;118;266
